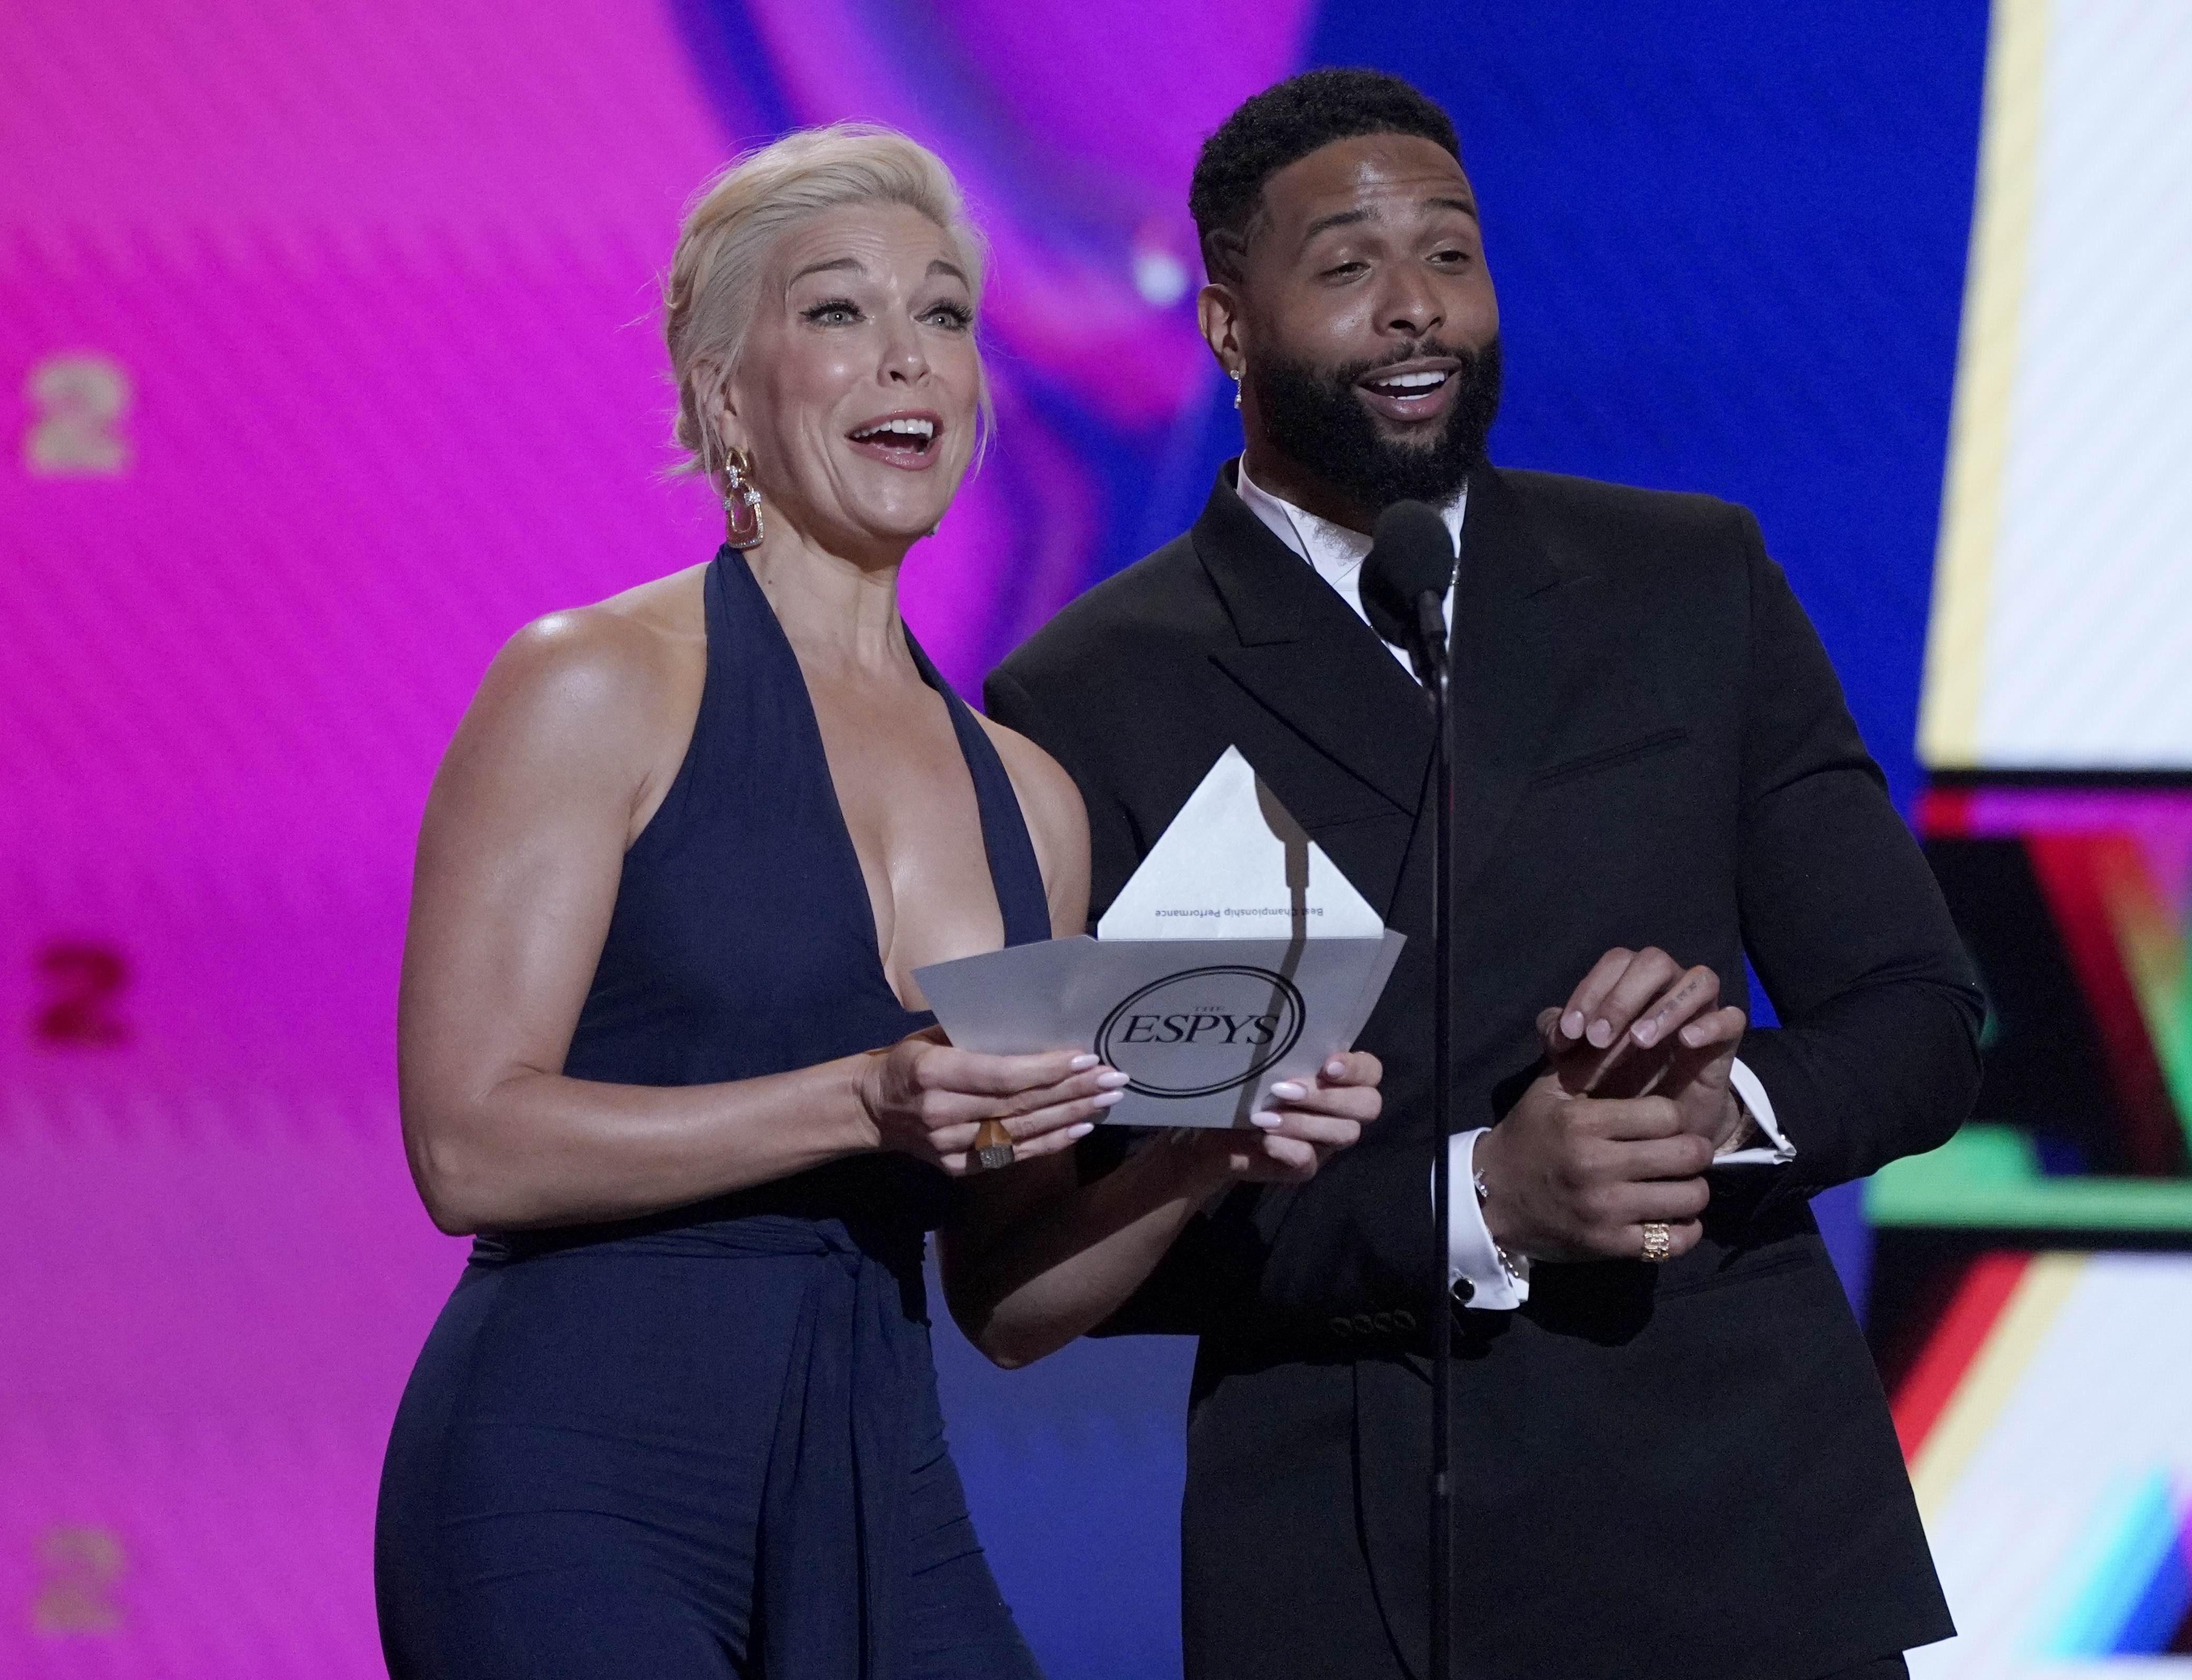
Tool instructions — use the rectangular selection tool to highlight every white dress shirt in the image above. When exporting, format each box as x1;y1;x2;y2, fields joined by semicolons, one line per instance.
1233;460;1795;1310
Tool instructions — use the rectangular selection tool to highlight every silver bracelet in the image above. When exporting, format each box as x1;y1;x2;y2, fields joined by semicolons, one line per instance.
1473;1164;1526;1284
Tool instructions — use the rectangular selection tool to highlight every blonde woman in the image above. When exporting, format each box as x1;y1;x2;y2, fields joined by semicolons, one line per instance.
373;124;1378;1677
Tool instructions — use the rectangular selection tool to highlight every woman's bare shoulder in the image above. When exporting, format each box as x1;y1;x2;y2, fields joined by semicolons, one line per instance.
420;569;712;856
470;565;708;749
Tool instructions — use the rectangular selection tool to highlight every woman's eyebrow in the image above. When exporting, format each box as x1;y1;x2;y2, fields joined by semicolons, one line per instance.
789;255;867;285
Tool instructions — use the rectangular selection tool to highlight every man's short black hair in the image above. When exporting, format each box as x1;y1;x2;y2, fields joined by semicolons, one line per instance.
1190;68;1461;281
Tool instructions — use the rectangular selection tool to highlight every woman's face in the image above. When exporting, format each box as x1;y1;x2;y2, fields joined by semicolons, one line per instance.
726;202;982;560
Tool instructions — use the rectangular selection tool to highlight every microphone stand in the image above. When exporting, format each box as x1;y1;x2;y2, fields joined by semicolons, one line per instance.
1411;587;1456;1680
1365;499;1464;1680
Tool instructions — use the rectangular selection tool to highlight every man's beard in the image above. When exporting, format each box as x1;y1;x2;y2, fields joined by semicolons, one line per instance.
1250;336;1502;512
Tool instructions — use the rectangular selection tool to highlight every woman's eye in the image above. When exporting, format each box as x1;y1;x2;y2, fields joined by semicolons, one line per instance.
804;300;862;326
923;304;972;330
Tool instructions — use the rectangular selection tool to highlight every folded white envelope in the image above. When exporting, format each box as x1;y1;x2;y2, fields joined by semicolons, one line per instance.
1096;746;1384;941
915;746;1404;1128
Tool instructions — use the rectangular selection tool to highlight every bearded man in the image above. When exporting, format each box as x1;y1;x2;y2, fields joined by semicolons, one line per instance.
983;68;1980;1680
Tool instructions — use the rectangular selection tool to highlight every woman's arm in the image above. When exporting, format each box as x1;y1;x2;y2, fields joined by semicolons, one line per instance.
939;1062;1381;1367
946;718;1381;1366
399;613;1113;1236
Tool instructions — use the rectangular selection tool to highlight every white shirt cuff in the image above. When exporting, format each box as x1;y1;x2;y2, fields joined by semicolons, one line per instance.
1440;1128;1530;1310
1438;1061;1791;1313
1716;1059;1796;1165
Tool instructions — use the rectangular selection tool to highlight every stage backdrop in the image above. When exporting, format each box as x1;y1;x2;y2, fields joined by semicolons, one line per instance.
17;2;2180;1677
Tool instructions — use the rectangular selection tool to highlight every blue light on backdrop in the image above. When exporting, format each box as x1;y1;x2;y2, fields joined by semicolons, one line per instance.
926;7;1991;1675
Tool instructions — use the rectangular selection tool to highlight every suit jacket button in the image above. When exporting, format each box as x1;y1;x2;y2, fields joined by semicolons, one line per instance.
1329;1316;1354;1337
1351;1313;1376;1335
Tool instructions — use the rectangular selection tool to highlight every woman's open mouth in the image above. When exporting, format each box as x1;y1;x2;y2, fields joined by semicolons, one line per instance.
846;411;941;468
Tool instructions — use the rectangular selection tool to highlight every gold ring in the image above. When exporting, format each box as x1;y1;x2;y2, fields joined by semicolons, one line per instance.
970;1119;1016;1173
1639;1222;1672;1263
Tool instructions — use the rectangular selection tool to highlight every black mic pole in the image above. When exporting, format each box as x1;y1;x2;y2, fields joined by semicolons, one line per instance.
1420;582;1454;1680
1361;500;1462;1680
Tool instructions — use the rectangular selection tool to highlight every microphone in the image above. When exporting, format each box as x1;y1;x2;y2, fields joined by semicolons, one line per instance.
1360;500;1456;689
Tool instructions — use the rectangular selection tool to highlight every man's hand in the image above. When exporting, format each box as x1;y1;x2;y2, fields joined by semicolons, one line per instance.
1539;946;1748;1148
1474;1085;1715;1262
1476;947;1748;1263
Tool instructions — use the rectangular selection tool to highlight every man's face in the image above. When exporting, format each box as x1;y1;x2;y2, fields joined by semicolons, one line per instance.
1215;132;1501;518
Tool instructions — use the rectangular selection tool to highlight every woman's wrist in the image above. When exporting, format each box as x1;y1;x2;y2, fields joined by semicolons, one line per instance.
1149;1127;1241;1200
839;1050;889;1155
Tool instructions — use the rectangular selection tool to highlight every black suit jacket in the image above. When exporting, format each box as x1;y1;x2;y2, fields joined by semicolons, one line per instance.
986;463;1981;1680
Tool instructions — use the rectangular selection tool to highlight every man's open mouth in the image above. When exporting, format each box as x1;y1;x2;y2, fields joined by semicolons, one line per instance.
1357;369;1452;399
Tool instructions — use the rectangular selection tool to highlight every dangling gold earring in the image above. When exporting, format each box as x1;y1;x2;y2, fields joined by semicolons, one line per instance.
1231;368;1243;411
722;447;764;550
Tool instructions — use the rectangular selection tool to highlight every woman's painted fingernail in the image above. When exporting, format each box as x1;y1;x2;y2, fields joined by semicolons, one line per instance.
1270;1081;1307;1101
1092;1090;1125;1107
1096;1070;1131;1090
1561;1010;1586;1039
1679;1023;1704;1047
1067;1122;1097;1139
1249;1111;1284;1130
1069;1054;1101;1071
1325;1059;1348;1079
1631;1019;1659;1047
1587;1019;1615;1048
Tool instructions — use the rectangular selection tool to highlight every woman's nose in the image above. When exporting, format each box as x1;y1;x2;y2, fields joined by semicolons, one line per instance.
881;322;929;384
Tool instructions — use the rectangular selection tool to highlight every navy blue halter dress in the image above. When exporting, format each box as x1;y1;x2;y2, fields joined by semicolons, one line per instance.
375;550;1049;1680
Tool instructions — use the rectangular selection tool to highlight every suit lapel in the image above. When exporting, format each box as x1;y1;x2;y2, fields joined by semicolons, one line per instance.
1443;465;1588;906
1197;474;1437;817
1194;462;1595;924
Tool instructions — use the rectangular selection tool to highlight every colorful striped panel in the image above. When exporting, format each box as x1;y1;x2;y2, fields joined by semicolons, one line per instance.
1895;1253;2192;1677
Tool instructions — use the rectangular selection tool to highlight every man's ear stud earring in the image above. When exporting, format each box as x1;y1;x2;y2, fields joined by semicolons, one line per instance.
1231;368;1243;411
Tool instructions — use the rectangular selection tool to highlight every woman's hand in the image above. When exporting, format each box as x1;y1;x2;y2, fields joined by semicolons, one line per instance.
1177;1050;1384;1184
860;1029;1128;1177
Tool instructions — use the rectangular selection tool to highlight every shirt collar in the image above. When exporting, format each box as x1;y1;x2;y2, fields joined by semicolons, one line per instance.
1234;458;1467;599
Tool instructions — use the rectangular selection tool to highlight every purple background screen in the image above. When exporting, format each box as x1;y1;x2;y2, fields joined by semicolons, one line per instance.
2;1;1988;1672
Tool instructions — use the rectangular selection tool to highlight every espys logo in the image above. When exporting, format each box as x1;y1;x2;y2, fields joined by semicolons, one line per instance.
1095;965;1305;1099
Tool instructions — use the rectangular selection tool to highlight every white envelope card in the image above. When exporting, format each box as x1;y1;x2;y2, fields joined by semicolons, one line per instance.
915;747;1404;1128
1096;746;1384;941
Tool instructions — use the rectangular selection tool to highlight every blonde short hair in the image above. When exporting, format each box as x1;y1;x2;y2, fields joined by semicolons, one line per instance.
664;122;990;480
